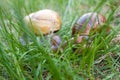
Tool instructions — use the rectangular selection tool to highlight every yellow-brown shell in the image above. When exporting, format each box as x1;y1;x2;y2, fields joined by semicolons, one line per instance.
24;9;61;35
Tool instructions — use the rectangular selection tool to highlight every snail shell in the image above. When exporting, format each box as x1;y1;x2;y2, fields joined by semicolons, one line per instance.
72;12;106;36
24;9;62;35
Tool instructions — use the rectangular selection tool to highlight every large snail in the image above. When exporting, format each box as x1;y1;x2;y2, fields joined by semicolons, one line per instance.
21;9;62;50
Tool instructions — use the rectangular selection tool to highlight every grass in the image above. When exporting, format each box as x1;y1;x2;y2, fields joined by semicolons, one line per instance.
0;0;120;80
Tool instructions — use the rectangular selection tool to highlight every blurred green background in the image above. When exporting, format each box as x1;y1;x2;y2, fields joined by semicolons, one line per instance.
0;0;120;80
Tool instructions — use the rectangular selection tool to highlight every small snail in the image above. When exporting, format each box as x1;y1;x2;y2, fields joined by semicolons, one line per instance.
72;12;107;43
21;9;62;50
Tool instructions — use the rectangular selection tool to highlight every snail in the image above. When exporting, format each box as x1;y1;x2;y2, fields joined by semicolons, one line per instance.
72;12;108;43
21;9;62;50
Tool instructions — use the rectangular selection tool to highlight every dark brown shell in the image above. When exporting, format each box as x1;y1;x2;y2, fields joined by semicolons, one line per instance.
51;35;61;51
72;13;106;36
